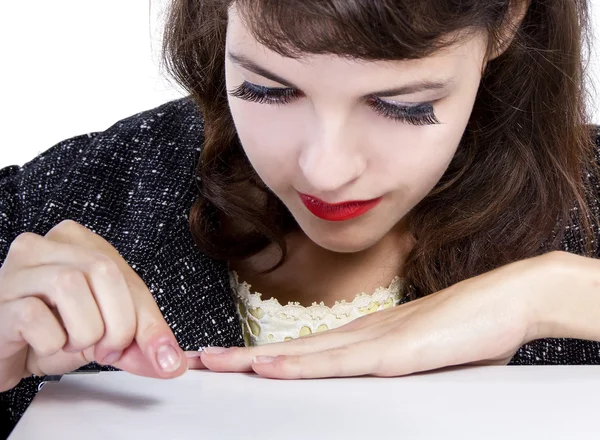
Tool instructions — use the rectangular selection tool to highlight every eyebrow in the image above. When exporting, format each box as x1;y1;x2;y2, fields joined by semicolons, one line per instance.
227;51;452;98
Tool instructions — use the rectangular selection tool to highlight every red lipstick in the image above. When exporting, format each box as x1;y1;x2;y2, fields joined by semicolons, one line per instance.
298;193;382;221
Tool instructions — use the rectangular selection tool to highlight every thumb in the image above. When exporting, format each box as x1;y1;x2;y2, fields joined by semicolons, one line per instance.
111;340;188;378
123;287;189;378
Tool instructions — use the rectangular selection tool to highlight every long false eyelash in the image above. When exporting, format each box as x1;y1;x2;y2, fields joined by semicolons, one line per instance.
228;81;301;105
229;81;440;126
368;98;440;125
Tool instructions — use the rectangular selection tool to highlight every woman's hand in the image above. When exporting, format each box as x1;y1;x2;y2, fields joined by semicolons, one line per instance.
192;252;565;379
0;220;186;392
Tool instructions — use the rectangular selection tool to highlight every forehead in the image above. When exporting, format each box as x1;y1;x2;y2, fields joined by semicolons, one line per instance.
226;12;486;89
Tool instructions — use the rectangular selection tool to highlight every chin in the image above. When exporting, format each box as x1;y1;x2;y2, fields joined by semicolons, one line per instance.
302;226;383;253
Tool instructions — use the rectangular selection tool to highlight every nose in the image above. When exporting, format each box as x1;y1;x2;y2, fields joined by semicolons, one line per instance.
298;119;366;194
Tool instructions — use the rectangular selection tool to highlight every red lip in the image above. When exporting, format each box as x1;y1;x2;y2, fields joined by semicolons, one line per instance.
298;193;382;221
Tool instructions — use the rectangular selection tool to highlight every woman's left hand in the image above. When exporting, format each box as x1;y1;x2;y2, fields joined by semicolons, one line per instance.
187;251;574;379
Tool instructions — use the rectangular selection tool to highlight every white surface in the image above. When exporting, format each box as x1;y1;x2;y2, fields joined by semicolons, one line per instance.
9;366;600;440
0;1;600;169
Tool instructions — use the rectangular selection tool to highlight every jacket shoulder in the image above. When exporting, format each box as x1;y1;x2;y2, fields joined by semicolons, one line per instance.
0;96;205;251
101;96;204;146
1;96;204;201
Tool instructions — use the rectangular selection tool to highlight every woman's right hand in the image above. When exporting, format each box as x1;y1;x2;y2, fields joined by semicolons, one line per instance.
0;220;187;392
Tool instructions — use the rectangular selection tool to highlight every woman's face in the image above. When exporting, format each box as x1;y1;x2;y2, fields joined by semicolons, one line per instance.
225;6;488;253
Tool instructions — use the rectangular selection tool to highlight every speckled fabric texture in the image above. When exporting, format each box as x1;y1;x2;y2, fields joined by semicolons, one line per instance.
0;96;599;437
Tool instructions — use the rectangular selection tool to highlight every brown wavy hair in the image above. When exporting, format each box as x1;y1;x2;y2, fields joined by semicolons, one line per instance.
161;0;599;298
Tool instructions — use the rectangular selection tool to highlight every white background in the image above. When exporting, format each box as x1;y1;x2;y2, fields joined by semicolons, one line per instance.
1;0;599;168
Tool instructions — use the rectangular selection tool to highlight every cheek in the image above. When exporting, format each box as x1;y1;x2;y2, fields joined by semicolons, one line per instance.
369;101;472;198
228;99;301;188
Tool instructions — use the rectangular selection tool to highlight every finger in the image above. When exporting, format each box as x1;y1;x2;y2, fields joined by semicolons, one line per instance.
5;235;139;362
0;297;68;385
199;306;410;373
45;221;186;378
200;307;410;374
10;289;180;378
80;257;136;363
2;231;94;272
28;340;163;380
5;265;105;353
26;346;90;378
184;351;207;370
250;337;387;379
111;341;168;377
0;297;67;358
3;227;183;378
113;278;186;377
201;326;375;373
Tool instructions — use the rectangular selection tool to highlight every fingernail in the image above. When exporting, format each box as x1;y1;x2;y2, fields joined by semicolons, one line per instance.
157;344;182;372
204;346;228;355
184;351;203;358
253;355;275;364
101;351;122;365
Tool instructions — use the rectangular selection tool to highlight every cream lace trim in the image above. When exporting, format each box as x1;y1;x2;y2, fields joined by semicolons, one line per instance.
229;270;405;346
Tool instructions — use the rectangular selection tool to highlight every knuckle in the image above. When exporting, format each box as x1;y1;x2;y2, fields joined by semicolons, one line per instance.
25;355;47;377
82;346;96;364
324;347;349;377
50;268;87;298
69;325;105;350
15;299;67;357
37;337;67;358
137;319;162;340
331;347;350;368
104;324;137;350
278;355;302;377
28;366;45;377
87;256;120;278
8;232;40;257
17;297;46;326
55;219;82;232
375;341;407;376
371;355;389;376
90;323;107;343
47;219;88;241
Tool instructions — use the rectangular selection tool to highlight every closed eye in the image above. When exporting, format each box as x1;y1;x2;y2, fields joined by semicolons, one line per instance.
228;81;302;105
228;80;440;125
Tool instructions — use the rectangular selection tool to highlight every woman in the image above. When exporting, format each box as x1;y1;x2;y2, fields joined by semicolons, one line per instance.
1;0;599;436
